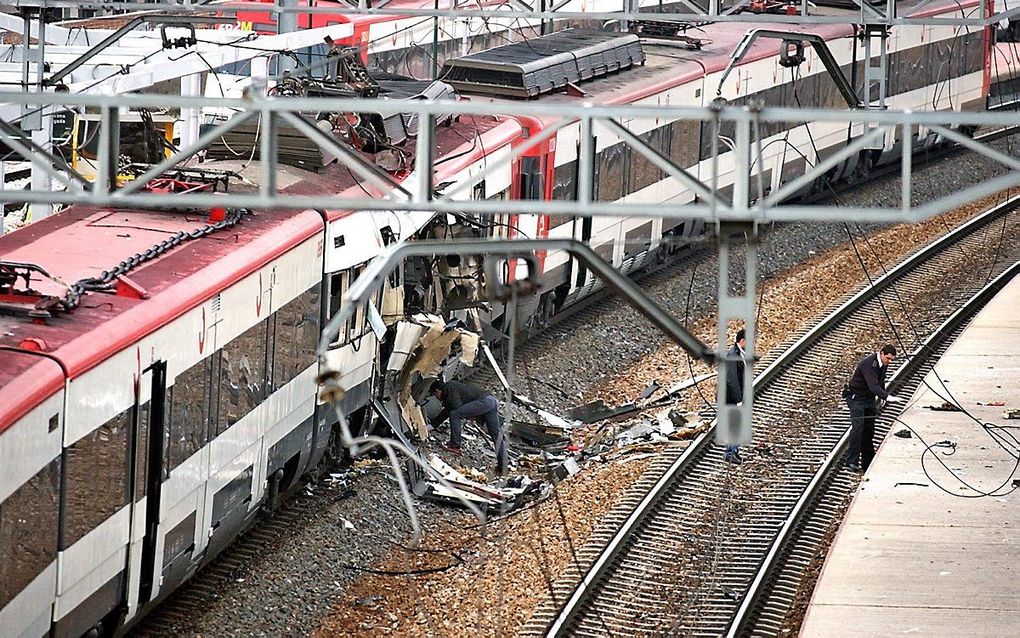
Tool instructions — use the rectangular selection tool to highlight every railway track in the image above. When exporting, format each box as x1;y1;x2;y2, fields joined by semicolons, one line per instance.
524;196;1020;637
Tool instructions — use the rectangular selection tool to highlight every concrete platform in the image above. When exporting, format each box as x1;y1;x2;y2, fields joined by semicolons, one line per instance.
800;274;1020;637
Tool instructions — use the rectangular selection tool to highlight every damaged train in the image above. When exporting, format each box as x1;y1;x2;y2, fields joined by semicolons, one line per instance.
2;3;1018;635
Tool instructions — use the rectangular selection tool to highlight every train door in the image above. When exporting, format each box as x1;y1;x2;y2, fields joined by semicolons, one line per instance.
568;132;595;293
127;360;167;616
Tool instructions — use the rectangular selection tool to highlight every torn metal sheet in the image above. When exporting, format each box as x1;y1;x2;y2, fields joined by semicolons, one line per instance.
568;399;639;424
423;454;524;508
551;457;580;481
534;408;577;430
412;323;461;379
399;390;429;440
388;322;428;372
427;481;501;506
510;420;570;448
639;381;661;400
389;314;485;442
459;331;479;366
367;302;387;340
381;285;405;326
482;343;511;391
371;397;427;494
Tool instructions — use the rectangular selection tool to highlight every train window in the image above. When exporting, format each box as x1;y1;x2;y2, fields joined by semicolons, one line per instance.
135;401;149;499
169;359;211;470
273;284;322;389
964;32;983;75
62;409;130;548
552;159;578;202
596;143;626;202
328;271;356;346
218;320;268;433
629;127;667;194
351;266;367;340
0;457;59;609
670;119;701;169
547;214;574;229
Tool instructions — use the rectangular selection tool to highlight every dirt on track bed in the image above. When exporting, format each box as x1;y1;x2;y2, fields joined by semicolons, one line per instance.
313;198;1010;637
590;202;991;412
315;457;653;637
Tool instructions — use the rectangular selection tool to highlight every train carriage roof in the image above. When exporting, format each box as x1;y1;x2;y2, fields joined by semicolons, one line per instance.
0;204;324;431
450;0;980;108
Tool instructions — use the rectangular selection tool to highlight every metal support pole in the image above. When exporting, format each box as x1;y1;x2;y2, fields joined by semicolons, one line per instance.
716;223;757;446
732;112;751;213
251;56;269;96
431;0;440;79
0;161;5;236
577;115;594;206
415;114;435;203
29;121;53;220
28;10;51;220
180;72;203;148
259;108;277;198
863;25;889;117
95;105;120;197
20;11;31;125
278;0;299;75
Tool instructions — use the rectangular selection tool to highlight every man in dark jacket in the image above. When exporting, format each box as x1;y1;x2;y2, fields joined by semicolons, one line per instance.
431;379;508;472
843;344;902;471
723;329;746;464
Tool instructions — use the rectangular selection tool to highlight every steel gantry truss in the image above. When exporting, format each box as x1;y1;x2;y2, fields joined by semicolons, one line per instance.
2;90;1019;222
3;0;1020;28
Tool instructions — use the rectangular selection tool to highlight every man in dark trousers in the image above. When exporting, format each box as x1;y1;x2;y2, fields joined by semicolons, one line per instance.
723;328;747;464
430;379;508;473
843;344;903;472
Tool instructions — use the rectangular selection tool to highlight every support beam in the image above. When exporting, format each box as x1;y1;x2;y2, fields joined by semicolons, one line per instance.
715;223;757;447
277;0;299;75
180;72;203;149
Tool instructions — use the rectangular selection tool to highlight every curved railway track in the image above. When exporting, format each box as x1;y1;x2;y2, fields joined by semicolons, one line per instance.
529;196;1020;637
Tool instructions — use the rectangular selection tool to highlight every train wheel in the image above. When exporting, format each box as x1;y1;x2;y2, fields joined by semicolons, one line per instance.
537;295;556;331
848;153;874;185
655;240;671;264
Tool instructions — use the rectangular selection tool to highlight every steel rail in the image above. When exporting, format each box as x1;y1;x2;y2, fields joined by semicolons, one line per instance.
727;257;1020;636
543;194;1020;636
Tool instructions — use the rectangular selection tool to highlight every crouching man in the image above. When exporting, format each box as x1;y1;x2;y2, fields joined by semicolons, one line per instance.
431;379;508;473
